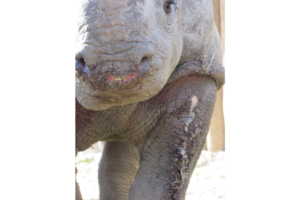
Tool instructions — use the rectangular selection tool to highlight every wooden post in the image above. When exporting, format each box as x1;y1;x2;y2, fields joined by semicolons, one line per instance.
212;0;225;53
206;0;225;152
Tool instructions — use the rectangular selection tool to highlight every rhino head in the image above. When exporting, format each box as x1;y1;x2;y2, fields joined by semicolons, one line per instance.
75;0;224;110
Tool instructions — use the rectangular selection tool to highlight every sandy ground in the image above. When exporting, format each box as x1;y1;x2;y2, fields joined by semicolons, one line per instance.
76;143;225;200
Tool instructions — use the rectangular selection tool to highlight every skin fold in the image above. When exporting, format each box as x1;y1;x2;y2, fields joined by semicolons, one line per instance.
75;0;225;199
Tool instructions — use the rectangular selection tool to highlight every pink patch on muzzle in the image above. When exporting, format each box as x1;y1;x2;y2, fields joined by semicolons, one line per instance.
106;71;138;83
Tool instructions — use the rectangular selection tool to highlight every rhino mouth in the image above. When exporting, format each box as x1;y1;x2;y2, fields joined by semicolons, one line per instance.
104;71;138;83
75;44;171;110
75;57;153;91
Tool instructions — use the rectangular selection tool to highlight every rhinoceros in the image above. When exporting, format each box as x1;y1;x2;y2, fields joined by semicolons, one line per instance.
75;0;225;199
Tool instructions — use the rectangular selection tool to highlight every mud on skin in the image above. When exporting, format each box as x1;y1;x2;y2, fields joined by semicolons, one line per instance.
75;0;225;200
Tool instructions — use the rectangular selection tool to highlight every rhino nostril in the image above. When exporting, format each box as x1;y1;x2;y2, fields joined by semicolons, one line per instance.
141;56;152;64
141;57;148;62
75;58;86;72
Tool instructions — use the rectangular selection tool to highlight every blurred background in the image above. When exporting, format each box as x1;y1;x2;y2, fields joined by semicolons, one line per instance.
76;0;226;199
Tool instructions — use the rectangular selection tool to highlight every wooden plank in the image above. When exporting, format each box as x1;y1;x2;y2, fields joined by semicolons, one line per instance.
220;0;225;53
212;0;221;33
206;0;225;152
212;0;225;52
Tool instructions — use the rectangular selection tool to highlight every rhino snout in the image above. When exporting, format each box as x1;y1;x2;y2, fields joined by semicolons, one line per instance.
75;43;155;89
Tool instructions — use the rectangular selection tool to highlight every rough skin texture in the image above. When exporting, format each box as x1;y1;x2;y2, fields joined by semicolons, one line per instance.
75;0;225;199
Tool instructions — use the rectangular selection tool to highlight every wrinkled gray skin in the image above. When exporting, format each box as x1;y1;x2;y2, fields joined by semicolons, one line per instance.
75;0;225;200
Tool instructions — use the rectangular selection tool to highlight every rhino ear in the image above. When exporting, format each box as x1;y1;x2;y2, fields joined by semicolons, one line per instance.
169;0;225;90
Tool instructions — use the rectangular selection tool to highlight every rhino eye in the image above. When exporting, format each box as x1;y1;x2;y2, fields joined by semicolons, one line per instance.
163;1;175;14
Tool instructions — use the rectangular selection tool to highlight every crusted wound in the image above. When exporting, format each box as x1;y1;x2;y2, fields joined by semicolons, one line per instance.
168;95;201;199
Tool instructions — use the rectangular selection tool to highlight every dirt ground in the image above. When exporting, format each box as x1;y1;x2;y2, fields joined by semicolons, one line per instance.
76;142;225;200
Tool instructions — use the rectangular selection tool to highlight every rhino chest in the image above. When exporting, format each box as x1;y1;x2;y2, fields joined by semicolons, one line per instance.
76;102;146;150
